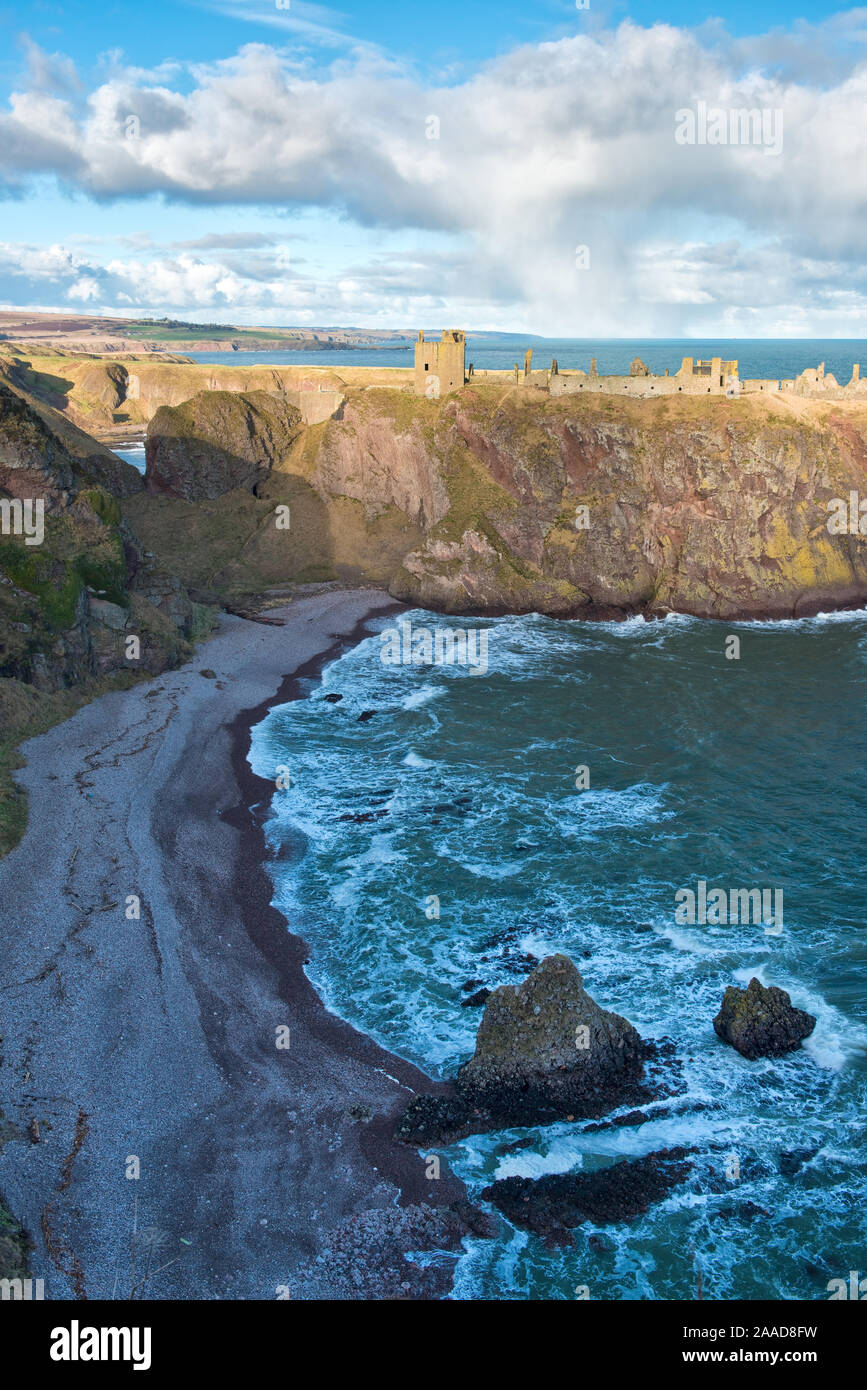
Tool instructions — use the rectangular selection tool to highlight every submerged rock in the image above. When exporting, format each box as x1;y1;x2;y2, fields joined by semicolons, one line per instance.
713;977;816;1060
394;1093;473;1146
481;1147;693;1242
455;954;645;1125
461;987;491;1008
779;1147;819;1178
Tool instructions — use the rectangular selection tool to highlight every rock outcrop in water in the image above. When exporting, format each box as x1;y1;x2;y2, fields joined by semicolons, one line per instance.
457;954;644;1122
481;1147;694;1242
713;977;817;1059
397;955;647;1142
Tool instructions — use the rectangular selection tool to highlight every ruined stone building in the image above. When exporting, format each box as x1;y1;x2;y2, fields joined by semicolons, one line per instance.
414;330;466;397
411;331;867;402
547;354;741;398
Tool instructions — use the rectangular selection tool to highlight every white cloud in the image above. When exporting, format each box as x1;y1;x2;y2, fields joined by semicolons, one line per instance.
2;22;867;330
199;0;357;49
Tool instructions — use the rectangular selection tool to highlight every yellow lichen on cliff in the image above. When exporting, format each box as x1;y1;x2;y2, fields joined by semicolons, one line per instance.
765;512;857;588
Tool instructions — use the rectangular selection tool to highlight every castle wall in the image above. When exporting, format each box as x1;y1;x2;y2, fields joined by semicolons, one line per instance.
788;366;867;398
549;373;732;397
413;332;436;396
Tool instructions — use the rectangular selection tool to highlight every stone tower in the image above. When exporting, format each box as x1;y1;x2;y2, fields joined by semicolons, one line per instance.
414;330;466;397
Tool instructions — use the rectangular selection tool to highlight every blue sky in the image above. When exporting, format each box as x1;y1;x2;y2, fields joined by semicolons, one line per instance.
2;0;856;72
1;2;867;333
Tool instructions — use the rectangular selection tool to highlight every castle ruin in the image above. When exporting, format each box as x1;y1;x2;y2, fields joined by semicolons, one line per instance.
412;332;867;402
414;330;466;397
549;354;741;399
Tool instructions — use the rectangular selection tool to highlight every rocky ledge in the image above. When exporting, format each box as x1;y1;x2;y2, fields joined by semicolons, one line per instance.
481;1147;695;1244
145;389;303;500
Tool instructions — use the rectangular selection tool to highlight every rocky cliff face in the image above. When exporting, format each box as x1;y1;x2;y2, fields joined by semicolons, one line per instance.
311;399;450;530
0;356;144;498
382;390;867;620
2;350;351;435
0;383;193;691
127;380;867;621
146;390;304;500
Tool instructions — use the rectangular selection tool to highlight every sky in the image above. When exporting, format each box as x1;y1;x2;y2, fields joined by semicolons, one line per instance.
1;0;867;335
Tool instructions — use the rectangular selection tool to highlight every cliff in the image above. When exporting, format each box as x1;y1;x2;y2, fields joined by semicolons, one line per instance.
0;382;196;686
380;388;867;620
0;349;399;435
131;383;867;621
0;354;144;497
146;390;304;499
0;382;206;855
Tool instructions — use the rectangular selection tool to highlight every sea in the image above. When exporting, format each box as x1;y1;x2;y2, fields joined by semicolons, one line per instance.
114;442;146;473
249;606;867;1301
183;337;867;383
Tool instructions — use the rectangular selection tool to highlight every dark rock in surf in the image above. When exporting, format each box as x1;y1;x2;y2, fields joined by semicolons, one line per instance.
394;1093;472;1146
455;954;645;1125
396;955;650;1146
461;988;491;1008
779;1147;819;1178
481;1147;693;1242
713;977;816;1060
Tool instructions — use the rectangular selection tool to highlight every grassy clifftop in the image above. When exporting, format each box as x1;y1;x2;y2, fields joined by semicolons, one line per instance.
0;347;412;435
